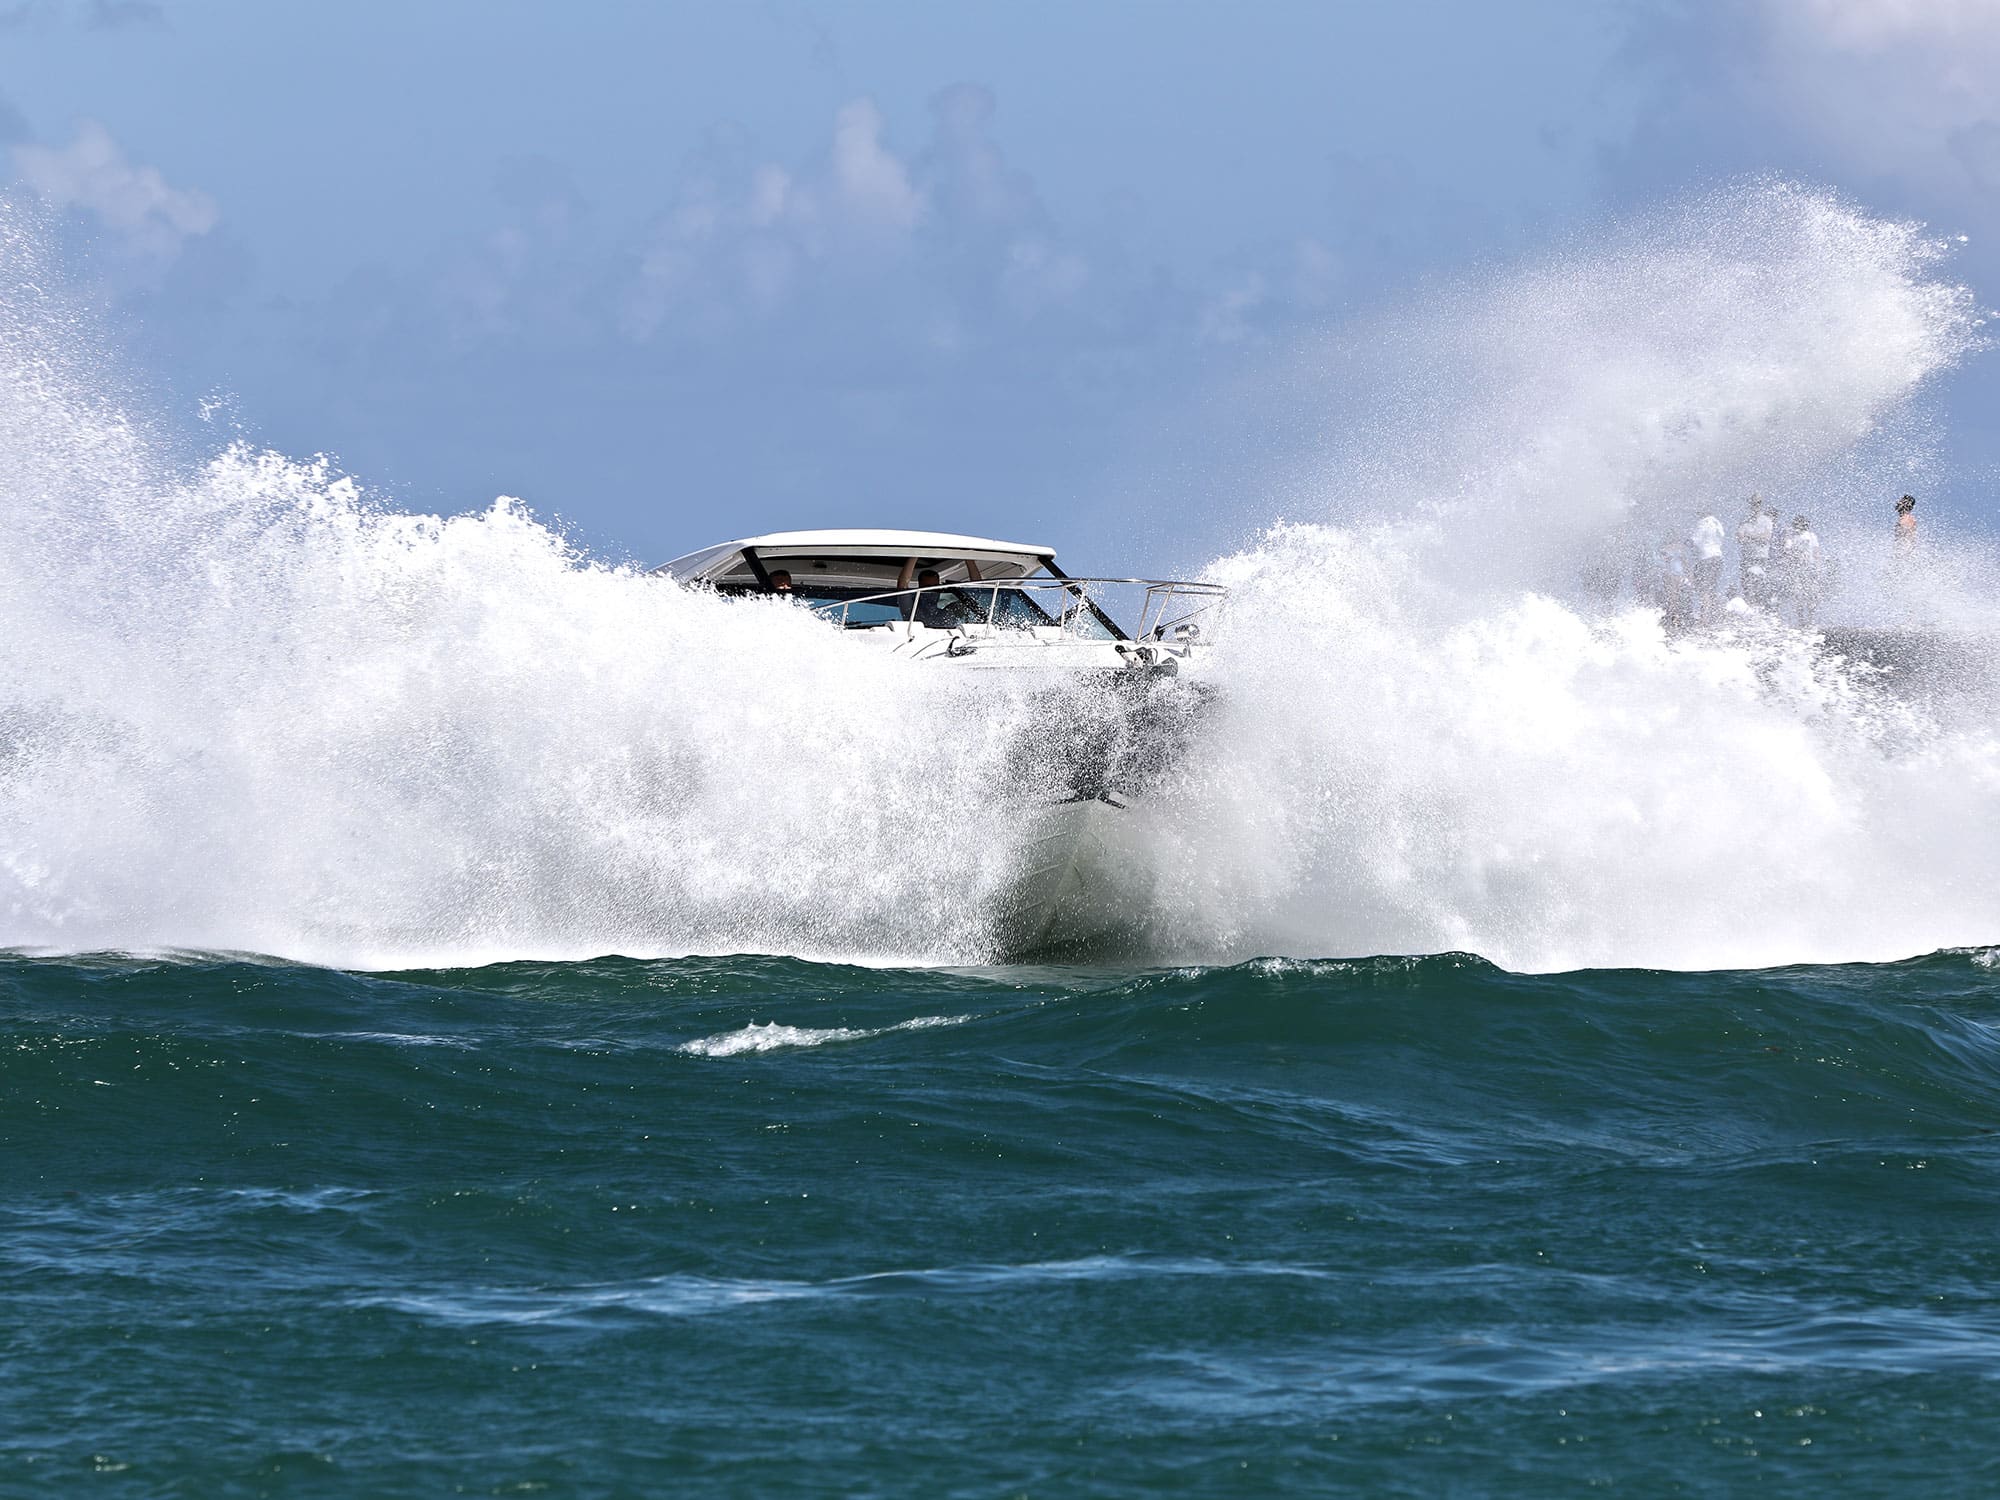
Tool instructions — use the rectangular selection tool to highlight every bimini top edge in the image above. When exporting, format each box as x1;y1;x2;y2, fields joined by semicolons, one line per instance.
657;528;1057;588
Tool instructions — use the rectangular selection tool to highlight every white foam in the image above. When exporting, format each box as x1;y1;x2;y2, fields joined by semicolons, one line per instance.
1124;529;2000;971
677;1014;968;1057
319;1031;478;1050
2;184;1997;973
366;1255;1323;1326
1108;186;2000;971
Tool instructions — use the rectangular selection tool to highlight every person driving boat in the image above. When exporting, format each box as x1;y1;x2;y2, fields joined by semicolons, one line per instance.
910;566;986;627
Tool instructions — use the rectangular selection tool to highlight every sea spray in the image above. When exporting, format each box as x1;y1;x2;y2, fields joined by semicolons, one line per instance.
1121;187;2000;970
1132;527;2000;970
2;183;1997;970
1240;181;1990;618
0;287;1073;964
0;457;1077;965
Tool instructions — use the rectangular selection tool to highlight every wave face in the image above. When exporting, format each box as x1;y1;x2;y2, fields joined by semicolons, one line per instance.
1;184;1997;970
7;948;2000;1490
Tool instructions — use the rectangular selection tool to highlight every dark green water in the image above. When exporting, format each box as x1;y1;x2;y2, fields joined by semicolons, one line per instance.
7;948;2000;1495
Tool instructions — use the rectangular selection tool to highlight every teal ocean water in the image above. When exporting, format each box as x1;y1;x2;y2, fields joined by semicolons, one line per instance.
8;948;2000;1495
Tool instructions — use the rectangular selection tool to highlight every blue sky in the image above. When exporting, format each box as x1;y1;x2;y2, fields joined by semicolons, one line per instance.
3;0;1998;571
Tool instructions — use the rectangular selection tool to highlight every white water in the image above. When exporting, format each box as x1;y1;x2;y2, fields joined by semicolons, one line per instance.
677;1015;970;1057
2;184;1997;971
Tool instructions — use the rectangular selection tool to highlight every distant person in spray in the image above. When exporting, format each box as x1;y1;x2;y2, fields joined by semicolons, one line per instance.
1886;493;1928;624
1657;540;1692;631
1783;515;1823;629
1688;510;1725;622
1736;493;1775;608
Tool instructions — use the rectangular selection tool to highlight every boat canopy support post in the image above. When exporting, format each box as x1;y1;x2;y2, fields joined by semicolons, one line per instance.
1041;559;1128;641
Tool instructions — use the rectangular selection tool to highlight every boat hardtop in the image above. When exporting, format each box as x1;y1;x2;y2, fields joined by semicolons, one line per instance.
660;528;1057;588
657;528;1223;655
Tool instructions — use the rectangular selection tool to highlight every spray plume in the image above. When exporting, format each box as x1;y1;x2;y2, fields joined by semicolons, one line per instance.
1;183;1995;970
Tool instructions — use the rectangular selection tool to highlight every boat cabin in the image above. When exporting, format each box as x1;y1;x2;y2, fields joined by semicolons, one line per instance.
656;528;1123;636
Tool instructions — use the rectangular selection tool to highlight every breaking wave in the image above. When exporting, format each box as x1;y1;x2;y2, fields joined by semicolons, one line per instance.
1;182;1997;970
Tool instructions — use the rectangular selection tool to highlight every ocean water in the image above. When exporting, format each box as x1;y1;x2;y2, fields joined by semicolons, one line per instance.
8;948;2000;1495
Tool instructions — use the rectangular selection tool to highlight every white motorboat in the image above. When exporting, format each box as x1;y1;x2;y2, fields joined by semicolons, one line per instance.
658;529;1226;956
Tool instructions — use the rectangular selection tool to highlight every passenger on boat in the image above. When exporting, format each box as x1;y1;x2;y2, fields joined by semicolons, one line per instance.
767;569;794;593
911;567;986;628
1658;540;1693;631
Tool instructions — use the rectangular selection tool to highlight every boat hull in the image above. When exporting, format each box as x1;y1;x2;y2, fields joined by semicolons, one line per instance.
995;795;1150;960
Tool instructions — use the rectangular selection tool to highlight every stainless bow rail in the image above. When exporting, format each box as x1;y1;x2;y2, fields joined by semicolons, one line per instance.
807;576;1227;642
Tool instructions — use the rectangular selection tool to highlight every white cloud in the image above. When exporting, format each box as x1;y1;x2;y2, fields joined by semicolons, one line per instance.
1777;0;2000;49
622;90;1109;343
823;99;921;242
622;97;927;339
916;83;1043;233
1757;0;2000;189
12;119;216;261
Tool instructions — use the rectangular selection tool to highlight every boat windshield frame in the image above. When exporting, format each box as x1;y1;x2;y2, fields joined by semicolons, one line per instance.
806;577;1227;643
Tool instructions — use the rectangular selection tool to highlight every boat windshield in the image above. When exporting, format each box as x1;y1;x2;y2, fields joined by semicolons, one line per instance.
986;588;1065;630
726;579;1126;639
718;582;1003;625
910;587;1069;630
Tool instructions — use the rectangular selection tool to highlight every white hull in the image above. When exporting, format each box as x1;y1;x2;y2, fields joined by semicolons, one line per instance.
997;795;1153;959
